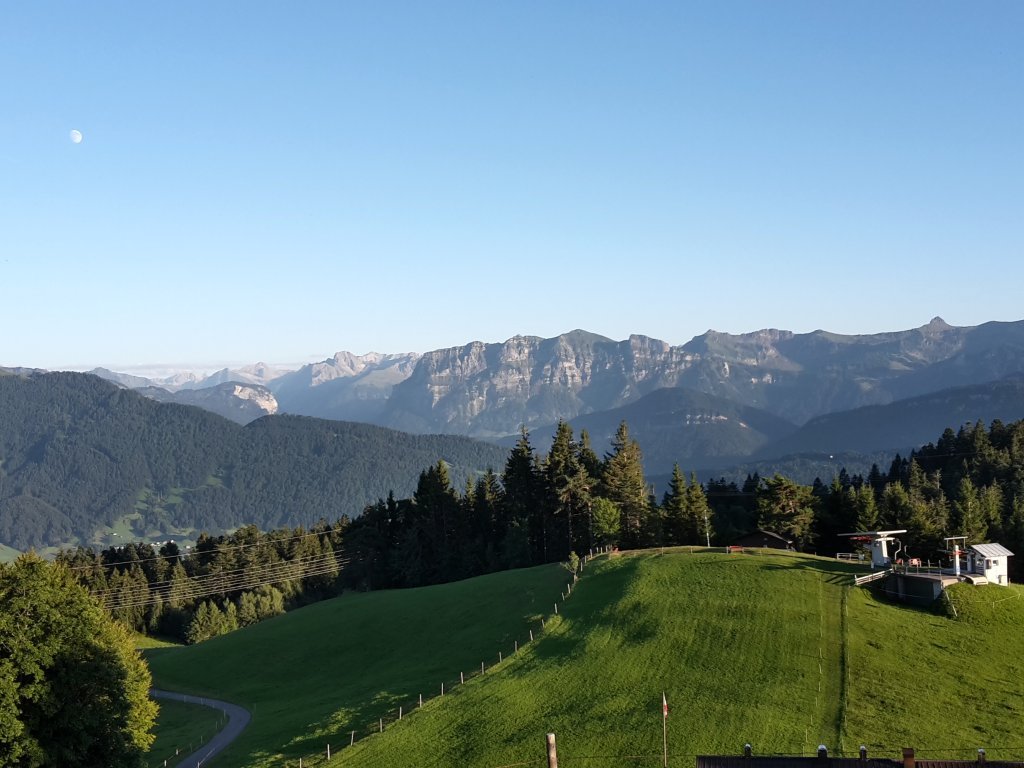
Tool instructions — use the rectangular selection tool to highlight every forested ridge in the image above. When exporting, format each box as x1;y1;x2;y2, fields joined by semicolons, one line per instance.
0;372;506;550
60;416;1024;645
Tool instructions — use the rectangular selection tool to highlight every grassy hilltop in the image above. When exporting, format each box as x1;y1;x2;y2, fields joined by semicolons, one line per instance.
147;551;1024;768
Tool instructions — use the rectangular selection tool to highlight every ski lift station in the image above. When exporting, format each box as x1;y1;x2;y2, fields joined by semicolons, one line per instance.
840;530;1015;604
839;530;907;569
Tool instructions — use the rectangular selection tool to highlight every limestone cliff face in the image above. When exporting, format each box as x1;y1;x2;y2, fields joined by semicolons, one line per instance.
382;319;1023;436
91;317;1024;437
383;331;702;436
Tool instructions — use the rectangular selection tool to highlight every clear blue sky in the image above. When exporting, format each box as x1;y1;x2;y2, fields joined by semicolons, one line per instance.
2;2;1021;371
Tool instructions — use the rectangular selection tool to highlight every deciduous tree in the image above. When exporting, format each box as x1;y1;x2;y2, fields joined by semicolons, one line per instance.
0;554;156;767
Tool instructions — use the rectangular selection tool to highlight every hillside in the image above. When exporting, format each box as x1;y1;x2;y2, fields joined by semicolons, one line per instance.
526;386;797;474
136;382;278;425
756;376;1024;458
146;564;571;767
145;551;1024;768
0;372;506;550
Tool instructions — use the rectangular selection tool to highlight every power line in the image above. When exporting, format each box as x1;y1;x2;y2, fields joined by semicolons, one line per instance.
95;548;351;611
66;526;343;571
89;544;349;600
99;558;350;612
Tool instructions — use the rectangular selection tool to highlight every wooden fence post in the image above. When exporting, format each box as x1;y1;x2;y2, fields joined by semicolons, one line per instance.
546;732;558;768
350;731;355;746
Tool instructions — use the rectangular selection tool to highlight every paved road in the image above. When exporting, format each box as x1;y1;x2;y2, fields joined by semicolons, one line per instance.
150;689;251;768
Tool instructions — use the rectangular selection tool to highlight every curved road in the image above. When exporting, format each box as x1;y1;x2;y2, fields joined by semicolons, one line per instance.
150;689;251;768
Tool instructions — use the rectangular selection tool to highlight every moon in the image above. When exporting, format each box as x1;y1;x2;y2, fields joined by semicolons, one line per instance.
70;129;83;144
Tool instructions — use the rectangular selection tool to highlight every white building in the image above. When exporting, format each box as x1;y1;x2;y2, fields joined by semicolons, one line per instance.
967;543;1014;586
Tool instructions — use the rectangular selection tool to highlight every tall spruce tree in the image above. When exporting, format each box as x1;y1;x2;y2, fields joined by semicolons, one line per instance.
543;421;594;558
661;465;689;545
757;475;817;550
502;427;544;565
601;422;650;549
686;472;714;546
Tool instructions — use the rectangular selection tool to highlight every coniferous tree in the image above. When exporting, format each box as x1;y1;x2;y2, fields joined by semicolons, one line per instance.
577;429;603;482
470;469;504;570
686;473;714;546
757;475;817;550
544;421;594;558
854;485;879;531
953;476;988;544
661;465;689;545
543;421;578;560
502;427;543;566
601;422;650;549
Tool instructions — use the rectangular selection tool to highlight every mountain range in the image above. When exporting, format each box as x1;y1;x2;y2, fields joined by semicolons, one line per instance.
6;317;1024;552
87;317;1024;467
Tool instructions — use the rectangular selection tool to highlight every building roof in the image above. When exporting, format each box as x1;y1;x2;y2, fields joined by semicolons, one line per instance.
970;543;1015;558
696;758;1024;768
839;530;907;539
697;758;897;768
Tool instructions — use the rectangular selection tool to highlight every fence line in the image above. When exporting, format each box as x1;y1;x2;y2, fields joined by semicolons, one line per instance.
263;547;612;766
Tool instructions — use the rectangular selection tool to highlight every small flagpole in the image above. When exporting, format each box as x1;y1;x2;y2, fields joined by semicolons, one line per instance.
662;692;668;768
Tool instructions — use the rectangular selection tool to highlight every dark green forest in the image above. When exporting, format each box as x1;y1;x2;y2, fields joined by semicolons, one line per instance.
58;416;1024;645
0;372;506;550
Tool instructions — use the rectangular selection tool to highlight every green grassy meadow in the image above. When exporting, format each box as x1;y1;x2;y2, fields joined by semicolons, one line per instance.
146;550;1024;768
146;563;571;767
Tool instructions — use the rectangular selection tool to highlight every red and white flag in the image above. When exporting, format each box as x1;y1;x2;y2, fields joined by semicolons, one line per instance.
662;692;669;718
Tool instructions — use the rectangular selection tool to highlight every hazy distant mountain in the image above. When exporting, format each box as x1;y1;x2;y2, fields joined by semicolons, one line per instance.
89;367;161;389
91;362;291;392
180;362;292;390
378;319;1024;437
525;387;797;475
137;382;279;424
270;351;422;422
755;376;1024;458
